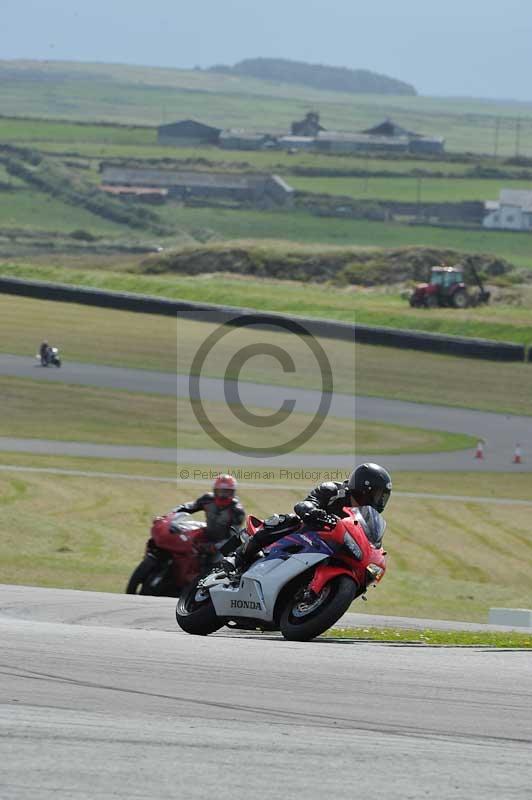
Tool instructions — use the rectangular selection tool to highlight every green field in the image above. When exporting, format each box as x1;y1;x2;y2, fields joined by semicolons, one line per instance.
290;175;532;203
2;192;531;269
1;60;532;156
0;189;128;234
154;208;532;268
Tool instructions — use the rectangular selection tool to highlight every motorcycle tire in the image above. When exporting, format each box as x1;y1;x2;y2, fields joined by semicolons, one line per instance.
280;575;358;642
54;360;61;368
126;557;159;595
176;581;223;636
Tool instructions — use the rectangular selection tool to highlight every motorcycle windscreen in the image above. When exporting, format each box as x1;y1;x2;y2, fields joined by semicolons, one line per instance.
354;506;386;546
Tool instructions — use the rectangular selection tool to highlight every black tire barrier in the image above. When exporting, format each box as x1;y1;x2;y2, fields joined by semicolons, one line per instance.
0;276;527;362
355;323;526;362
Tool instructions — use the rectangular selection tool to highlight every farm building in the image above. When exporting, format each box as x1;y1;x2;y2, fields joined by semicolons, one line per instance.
278;135;315;152
100;186;168;204
218;130;280;150
315;131;410;154
362;118;445;155
291;112;325;137
100;166;294;208
483;189;532;231
157;120;222;146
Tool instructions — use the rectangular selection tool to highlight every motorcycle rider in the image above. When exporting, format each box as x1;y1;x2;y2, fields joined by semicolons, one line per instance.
39;341;51;365
174;474;246;567
226;463;392;572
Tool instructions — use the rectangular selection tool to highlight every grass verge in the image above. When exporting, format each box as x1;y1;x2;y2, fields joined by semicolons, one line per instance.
0;376;475;455
326;627;532;647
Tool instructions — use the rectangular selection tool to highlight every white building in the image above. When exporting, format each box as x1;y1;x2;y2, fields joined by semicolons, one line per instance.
483;189;532;231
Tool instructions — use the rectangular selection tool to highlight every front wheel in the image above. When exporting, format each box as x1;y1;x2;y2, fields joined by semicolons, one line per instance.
280;575;358;642
176;581;223;636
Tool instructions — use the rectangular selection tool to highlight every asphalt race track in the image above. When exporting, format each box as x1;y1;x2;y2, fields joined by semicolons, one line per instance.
1;354;531;470
0;585;531;800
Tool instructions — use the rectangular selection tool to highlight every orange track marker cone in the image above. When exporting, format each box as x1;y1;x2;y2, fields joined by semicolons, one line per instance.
512;443;523;464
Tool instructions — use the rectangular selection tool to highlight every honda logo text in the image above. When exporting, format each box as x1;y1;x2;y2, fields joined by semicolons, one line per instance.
230;600;262;610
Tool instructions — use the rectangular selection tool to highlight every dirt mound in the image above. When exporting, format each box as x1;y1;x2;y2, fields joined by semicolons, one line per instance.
141;243;514;287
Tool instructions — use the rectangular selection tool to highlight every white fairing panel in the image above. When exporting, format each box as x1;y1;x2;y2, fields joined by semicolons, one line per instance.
210;552;328;622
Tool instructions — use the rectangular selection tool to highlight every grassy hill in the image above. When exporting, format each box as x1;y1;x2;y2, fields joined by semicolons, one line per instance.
209;57;417;95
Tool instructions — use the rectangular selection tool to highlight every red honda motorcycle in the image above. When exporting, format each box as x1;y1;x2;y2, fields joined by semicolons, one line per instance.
126;512;210;597
176;506;387;640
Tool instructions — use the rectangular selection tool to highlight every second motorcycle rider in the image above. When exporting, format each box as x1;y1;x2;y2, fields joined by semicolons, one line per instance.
174;474;246;568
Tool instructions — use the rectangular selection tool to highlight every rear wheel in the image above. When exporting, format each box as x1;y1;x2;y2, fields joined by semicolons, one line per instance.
176;581;223;636
280;575;358;642
452;289;468;309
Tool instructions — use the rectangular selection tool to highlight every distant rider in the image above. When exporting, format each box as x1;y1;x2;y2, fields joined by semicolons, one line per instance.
39;341;51;366
174;474;246;567
228;463;392;572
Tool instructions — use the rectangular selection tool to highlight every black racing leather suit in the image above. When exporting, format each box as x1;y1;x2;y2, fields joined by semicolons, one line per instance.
233;481;353;569
294;480;352;521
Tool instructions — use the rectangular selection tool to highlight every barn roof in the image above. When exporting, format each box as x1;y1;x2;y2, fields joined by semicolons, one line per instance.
362;118;420;138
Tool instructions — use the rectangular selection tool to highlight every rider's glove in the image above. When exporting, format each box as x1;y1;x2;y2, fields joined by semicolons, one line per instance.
302;507;338;531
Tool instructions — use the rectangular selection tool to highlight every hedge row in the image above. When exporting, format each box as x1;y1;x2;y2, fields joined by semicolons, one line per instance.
0;149;172;235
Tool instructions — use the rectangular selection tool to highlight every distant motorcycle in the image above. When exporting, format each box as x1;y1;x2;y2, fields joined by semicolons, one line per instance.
126;511;212;597
37;346;61;368
176;507;387;641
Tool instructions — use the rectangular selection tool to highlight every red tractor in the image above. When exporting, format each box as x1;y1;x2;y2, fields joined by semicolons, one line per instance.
409;265;490;309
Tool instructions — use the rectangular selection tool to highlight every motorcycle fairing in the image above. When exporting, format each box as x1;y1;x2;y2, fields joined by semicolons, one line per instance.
209;552;328;622
263;531;335;561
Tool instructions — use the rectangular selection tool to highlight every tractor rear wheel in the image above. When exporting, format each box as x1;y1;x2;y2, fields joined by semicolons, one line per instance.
452;290;468;309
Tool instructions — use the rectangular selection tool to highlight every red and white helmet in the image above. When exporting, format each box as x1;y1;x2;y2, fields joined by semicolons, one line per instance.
213;474;237;507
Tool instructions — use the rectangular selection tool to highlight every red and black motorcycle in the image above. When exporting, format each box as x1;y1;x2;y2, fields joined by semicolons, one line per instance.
126;512;211;597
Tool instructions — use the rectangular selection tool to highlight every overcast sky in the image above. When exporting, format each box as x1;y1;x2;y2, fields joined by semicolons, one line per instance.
3;0;532;101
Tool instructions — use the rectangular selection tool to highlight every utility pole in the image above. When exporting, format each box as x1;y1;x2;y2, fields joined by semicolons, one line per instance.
362;153;369;193
515;118;521;158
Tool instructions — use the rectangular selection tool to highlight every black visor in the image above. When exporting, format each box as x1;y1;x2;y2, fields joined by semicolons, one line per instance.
372;487;391;513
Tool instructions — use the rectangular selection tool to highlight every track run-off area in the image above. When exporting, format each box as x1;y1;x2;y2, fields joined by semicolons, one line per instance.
1;585;531;800
1;353;531;471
